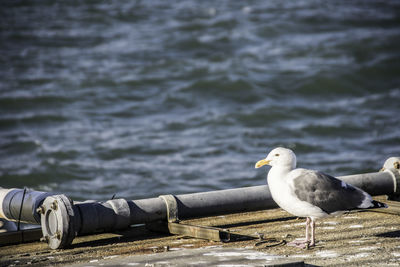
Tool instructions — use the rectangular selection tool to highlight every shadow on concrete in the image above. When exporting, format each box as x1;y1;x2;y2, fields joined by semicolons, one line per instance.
70;225;168;249
214;216;298;229
70;216;299;249
376;230;400;238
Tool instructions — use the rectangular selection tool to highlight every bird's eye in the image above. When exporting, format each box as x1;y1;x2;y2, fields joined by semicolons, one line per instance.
275;153;280;156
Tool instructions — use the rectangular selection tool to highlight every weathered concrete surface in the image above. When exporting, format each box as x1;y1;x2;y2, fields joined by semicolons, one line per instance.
69;247;306;267
1;204;399;266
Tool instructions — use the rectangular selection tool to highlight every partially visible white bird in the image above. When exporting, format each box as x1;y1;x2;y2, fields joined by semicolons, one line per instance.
255;147;387;248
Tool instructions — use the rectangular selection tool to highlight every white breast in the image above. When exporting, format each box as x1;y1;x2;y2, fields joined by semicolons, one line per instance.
267;168;328;219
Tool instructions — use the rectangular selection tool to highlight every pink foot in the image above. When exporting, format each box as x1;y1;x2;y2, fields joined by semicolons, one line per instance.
287;240;315;249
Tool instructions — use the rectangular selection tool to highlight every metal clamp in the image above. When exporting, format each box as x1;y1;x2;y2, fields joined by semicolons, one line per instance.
159;195;179;223
156;194;253;243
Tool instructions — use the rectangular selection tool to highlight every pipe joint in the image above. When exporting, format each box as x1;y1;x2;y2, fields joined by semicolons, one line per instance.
40;195;77;250
382;157;400;196
159;195;179;223
103;198;131;230
384;168;400;196
39;196;133;249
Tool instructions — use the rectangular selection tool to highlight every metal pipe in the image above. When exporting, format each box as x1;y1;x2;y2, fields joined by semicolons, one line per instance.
129;185;277;224
0;188;53;224
0;157;399;249
340;170;399;197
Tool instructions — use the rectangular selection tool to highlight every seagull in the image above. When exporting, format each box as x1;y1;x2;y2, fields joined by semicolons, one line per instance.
255;147;387;248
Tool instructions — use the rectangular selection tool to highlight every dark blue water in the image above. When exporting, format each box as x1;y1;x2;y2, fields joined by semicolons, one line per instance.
1;0;399;200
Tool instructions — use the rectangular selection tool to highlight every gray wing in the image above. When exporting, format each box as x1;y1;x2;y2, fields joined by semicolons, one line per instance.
292;169;368;214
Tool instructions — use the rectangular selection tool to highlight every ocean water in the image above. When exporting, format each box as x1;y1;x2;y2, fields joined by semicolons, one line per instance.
1;0;399;200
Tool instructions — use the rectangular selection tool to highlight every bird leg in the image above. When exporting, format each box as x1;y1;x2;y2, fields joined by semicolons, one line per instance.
305;217;310;243
287;217;312;248
309;217;316;247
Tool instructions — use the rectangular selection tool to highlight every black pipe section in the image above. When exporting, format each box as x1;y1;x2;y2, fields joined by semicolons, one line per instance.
340;171;399;197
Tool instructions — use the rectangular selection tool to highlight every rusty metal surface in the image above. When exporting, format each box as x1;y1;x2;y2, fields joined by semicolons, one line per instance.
168;222;230;242
156;193;256;243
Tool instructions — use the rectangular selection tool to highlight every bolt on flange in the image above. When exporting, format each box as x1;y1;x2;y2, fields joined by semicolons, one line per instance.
36;205;45;215
51;200;58;211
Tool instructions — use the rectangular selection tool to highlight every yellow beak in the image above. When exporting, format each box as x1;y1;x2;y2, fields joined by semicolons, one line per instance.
255;159;271;168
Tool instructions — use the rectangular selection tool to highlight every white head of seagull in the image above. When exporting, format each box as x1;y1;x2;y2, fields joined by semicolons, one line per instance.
255;147;296;170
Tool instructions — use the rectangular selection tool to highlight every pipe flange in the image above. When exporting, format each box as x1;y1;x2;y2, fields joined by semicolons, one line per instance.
388;168;400;195
382;157;400;171
40;195;76;249
381;157;400;195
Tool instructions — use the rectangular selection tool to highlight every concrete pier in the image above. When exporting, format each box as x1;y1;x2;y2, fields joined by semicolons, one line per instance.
1;198;399;266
